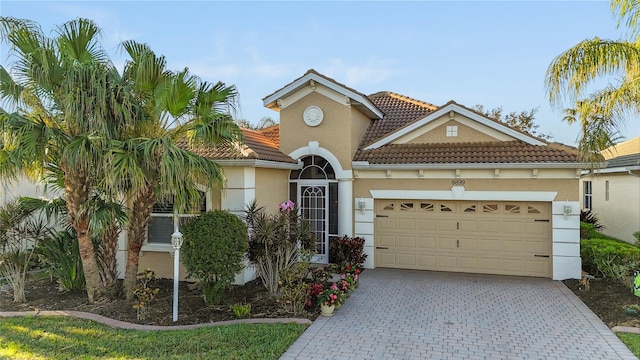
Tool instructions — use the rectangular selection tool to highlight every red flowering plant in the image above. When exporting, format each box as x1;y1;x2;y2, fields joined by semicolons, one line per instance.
317;282;345;307
307;283;325;308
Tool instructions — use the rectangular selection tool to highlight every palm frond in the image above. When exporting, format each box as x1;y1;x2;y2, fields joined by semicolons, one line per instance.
546;38;640;106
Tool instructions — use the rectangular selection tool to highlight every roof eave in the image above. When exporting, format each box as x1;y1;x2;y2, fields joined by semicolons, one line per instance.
263;72;383;119
215;159;301;169
352;161;586;170
364;103;547;150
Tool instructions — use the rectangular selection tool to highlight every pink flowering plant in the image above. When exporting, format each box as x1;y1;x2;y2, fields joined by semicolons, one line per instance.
317;282;345;307
279;200;295;213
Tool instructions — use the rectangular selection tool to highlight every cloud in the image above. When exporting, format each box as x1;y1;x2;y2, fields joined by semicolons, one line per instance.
323;58;396;88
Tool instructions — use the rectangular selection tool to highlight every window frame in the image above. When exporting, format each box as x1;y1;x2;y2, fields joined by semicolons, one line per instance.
583;181;593;210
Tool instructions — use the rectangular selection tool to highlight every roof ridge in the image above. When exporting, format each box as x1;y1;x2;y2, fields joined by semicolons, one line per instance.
367;91;437;110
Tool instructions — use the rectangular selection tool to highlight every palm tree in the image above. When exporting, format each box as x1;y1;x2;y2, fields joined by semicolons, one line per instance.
545;0;640;157
111;41;243;298
0;17;136;302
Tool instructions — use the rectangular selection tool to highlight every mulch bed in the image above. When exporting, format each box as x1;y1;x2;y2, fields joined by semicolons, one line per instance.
563;277;640;328
0;277;318;326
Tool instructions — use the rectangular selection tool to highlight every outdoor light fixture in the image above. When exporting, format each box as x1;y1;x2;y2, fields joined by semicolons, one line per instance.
358;199;366;214
171;214;183;323
563;203;572;219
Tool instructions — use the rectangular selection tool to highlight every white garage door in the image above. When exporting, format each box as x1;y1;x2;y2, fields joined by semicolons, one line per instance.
375;200;551;277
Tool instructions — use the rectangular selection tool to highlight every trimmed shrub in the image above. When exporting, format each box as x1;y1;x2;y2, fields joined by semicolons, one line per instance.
581;238;640;289
181;210;248;305
329;236;367;270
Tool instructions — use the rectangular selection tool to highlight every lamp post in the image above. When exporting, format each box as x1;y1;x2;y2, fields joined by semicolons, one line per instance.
171;213;183;323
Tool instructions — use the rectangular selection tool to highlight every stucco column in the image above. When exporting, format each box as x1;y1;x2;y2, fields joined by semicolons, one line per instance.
338;178;353;237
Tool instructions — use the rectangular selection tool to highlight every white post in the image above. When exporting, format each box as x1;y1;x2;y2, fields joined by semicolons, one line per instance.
171;212;183;323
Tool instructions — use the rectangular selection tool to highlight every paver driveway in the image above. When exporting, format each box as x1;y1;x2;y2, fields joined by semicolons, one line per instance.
281;269;637;360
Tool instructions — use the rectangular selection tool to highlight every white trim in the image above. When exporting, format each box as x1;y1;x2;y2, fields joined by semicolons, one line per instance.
214;159;301;170
364;103;546;150
338;178;353;236
353;162;584;170
591;165;640;174
289;143;353;179
369;189;558;202
263;72;383;119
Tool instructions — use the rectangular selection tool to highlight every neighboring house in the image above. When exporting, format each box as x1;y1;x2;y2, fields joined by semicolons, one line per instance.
579;136;640;243
5;69;585;281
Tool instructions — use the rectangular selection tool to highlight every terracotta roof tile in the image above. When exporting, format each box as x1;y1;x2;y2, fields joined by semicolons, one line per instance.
257;125;280;147
354;141;579;164
177;128;296;164
359;92;437;146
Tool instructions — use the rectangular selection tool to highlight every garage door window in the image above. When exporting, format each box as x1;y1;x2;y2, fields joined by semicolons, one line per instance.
483;204;498;213
420;203;434;211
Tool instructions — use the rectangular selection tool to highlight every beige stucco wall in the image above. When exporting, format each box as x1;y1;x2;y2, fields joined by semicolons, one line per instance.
355;177;578;201
406;120;498;144
580;173;640;243
254;167;290;210
351;107;373;153
279;91;361;171
139;251;189;280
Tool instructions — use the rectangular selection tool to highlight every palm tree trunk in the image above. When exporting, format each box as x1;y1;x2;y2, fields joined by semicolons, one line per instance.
98;222;120;296
63;166;103;303
123;182;156;300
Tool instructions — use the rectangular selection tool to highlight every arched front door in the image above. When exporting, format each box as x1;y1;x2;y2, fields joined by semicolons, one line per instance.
289;155;338;263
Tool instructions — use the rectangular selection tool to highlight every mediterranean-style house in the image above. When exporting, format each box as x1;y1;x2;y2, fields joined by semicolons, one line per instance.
1;69;584;282
579;136;640;243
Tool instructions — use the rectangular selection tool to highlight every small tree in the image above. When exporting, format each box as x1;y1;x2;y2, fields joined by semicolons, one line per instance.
0;200;49;302
181;210;248;305
244;200;314;296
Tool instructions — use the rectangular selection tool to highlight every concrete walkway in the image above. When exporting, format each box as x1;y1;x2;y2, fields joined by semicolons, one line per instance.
281;269;637;360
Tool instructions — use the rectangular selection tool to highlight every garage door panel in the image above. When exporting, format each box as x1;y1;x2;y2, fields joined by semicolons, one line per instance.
524;222;548;235
525;260;548;276
502;258;524;272
417;219;436;231
398;218;416;230
438;219;457;231
377;252;396;267
458;256;478;270
501;221;524;233
378;235;396;247
438;237;458;250
376;200;551;278
438;255;457;268
479;258;501;271
459;220;479;232
478;220;502;233
417;237;436;249
417;254;436;267
398;253;417;267
378;218;396;231
398;236;416;248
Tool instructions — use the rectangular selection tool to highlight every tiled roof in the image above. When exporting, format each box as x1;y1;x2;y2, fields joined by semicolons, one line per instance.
178;128;296;164
606;153;640;168
258;125;280;147
354;141;579;164
359;92;437;146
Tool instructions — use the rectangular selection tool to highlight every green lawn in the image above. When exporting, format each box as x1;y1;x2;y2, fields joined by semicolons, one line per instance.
618;333;640;357
0;316;307;360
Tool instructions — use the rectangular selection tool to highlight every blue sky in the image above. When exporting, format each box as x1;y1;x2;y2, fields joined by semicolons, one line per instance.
2;1;637;146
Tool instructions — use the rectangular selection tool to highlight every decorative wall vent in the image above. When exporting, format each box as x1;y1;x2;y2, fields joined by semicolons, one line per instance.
451;179;465;186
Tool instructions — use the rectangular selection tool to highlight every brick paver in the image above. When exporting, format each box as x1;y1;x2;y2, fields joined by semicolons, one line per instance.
281;269;637;360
